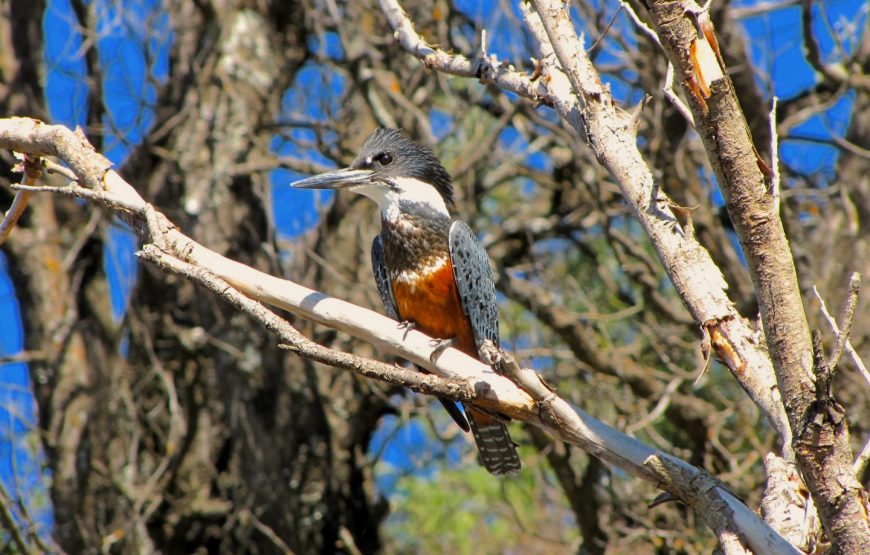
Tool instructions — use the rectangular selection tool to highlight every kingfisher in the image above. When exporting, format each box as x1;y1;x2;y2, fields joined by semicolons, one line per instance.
292;128;521;476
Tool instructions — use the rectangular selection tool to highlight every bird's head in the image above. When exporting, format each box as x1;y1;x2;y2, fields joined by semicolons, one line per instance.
291;128;454;219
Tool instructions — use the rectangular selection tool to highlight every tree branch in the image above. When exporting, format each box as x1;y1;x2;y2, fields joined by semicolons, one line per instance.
813;283;870;388
138;244;480;402
524;0;794;458
827;273;861;372
378;0;793;464
378;0;554;108
642;2;870;552
0;153;39;245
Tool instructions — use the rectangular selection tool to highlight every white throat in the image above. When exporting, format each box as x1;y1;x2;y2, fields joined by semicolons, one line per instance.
351;176;450;222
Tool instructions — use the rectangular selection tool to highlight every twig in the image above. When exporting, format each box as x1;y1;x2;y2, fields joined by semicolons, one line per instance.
769;97;781;213
800;0;850;85
0;482;30;554
43;159;79;182
664;62;696;126
625;377;682;434
587;5;624;54
620;1;660;45
853;434;870;477
812;282;870;386
250;511;295;554
618;1;694;126
731;0;801;19
0;153;42;245
0;190;32;245
827;273;861;371
377;0;553;107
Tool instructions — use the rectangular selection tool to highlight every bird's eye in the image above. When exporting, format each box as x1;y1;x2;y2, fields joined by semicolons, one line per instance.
376;152;393;165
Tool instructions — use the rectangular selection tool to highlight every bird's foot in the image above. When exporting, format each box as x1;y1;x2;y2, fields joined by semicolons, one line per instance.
429;338;456;364
479;340;502;368
397;320;416;340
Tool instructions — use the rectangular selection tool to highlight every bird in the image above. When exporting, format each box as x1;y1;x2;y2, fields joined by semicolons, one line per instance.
292;128;521;476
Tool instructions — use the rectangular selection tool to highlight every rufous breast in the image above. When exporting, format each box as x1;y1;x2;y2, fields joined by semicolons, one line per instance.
391;257;477;357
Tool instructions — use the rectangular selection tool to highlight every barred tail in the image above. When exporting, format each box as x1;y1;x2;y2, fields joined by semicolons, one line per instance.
466;407;521;476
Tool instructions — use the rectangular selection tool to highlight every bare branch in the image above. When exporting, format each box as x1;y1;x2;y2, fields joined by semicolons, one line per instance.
522;0;792;456
730;0;801;19
828;273;861;371
0;189;30;245
800;0;855;89
139;244;482;403
854;435;870;477
0;153;40;245
813;283;870;386
769;97;781;214
0;482;29;554
640;1;870;549
377;0;553;107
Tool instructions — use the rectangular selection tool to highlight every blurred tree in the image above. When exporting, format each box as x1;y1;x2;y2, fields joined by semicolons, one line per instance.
0;0;867;553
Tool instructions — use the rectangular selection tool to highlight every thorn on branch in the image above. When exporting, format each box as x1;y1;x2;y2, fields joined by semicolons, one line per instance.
649;491;681;509
529;58;544;82
630;94;651;131
668;200;699;238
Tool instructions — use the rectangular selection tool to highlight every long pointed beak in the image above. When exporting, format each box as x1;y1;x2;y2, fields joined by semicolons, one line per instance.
291;168;374;190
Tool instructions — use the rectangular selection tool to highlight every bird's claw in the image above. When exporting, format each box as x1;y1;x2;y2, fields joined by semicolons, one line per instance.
398;320;416;340
429;338;455;365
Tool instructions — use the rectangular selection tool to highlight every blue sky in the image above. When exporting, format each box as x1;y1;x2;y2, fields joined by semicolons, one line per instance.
0;0;866;538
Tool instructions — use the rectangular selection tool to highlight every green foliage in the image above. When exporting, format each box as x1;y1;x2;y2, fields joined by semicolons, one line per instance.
383;436;580;554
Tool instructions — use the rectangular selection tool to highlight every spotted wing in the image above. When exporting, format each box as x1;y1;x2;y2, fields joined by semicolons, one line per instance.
371;235;399;320
448;221;500;352
449;223;520;475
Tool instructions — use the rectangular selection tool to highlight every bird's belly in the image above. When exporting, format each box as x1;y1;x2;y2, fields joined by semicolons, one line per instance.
392;260;477;356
